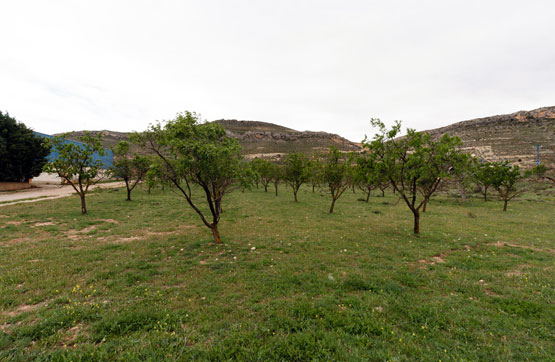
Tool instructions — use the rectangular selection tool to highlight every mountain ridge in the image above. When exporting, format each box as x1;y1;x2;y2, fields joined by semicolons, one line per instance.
54;106;555;166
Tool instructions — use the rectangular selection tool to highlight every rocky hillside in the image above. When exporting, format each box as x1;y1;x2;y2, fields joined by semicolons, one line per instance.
215;120;360;157
423;106;555;168
53;130;130;151
58;121;361;157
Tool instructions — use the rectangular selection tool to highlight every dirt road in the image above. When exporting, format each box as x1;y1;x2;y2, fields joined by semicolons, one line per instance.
0;182;125;207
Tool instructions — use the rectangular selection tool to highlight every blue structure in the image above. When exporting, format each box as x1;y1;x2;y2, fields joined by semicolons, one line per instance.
34;132;113;168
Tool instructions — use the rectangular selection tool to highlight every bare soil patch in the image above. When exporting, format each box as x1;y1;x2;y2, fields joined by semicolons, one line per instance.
98;219;119;224
33;221;56;227
2;299;52;318
489;241;554;254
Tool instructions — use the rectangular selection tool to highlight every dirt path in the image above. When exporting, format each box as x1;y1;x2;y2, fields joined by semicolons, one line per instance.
0;182;125;207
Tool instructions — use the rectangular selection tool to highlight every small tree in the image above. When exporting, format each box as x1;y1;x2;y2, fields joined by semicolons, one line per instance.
323;146;350;213
491;161;523;211
307;157;324;193
351;152;380;202
284;152;309;202
472;160;495;201
366;119;462;234
251;158;273;192
109;141;150;201
0;111;51;182
136;111;244;244
270;162;283;196
43;132;105;214
451;153;473;202
530;164;555;184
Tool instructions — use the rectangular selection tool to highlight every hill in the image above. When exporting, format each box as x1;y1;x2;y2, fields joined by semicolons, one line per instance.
55;106;555;165
423;106;555;168
57;121;361;157
215;119;360;157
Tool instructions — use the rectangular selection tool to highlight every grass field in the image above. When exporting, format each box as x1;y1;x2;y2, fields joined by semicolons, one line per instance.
0;183;553;361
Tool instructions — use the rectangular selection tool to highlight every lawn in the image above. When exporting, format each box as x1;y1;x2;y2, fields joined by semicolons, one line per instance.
0;184;553;361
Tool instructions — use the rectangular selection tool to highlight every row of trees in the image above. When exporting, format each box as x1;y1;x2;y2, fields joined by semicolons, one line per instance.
40;112;548;242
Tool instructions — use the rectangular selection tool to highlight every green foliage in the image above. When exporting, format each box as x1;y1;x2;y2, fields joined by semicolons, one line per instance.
136;111;244;243
449;152;474;201
351;151;389;202
490;161;523;211
0;111;51;182
366;119;462;234
322;146;350;213
471;160;497;201
283;152;310;202
109;141;151;201
530;164;555;184
269;162;284;196
307;157;324;192
250;158;273;192
43;132;105;214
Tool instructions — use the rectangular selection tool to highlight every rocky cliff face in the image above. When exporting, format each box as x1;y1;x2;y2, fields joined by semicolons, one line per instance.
215;119;361;156
424;106;555;168
59;121;361;157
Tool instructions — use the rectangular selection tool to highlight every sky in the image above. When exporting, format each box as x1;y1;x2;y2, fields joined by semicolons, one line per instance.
1;0;554;142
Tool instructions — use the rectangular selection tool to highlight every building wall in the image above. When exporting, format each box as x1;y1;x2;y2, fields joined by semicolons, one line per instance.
34;132;114;168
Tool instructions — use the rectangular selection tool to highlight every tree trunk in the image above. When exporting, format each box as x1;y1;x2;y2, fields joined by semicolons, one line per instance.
80;194;87;214
413;211;420;234
365;191;370;202
264;184;268;192
211;224;222;244
312;183;315;193
459;183;467;202
503;199;508;212
275;183;278;196
329;197;336;213
294;189;298;202
483;187;488;201
127;187;131;201
422;199;428;213
381;188;385;197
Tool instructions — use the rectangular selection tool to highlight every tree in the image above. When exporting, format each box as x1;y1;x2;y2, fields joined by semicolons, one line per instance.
490;161;523;211
251;158;273;192
472;160;496;201
323;146;350;213
366;119;462;234
43;132;105;214
450;153;473;202
351;152;380;202
307;157;324;193
136;111;244;244
0;111;51;182
109;141;150;201
530;164;555;184
270;162;284;196
283;152;309;202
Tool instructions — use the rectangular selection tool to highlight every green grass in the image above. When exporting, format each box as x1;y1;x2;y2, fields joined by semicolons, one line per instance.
0;184;553;361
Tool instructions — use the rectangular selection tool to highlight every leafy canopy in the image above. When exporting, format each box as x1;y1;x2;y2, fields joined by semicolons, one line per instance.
136;111;244;243
0;111;51;182
366;118;462;234
42;132;106;214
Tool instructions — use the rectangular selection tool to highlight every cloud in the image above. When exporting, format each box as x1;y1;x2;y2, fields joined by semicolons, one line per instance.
1;0;554;142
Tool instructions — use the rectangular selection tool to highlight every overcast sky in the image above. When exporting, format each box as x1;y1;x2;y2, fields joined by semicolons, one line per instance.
1;0;554;142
